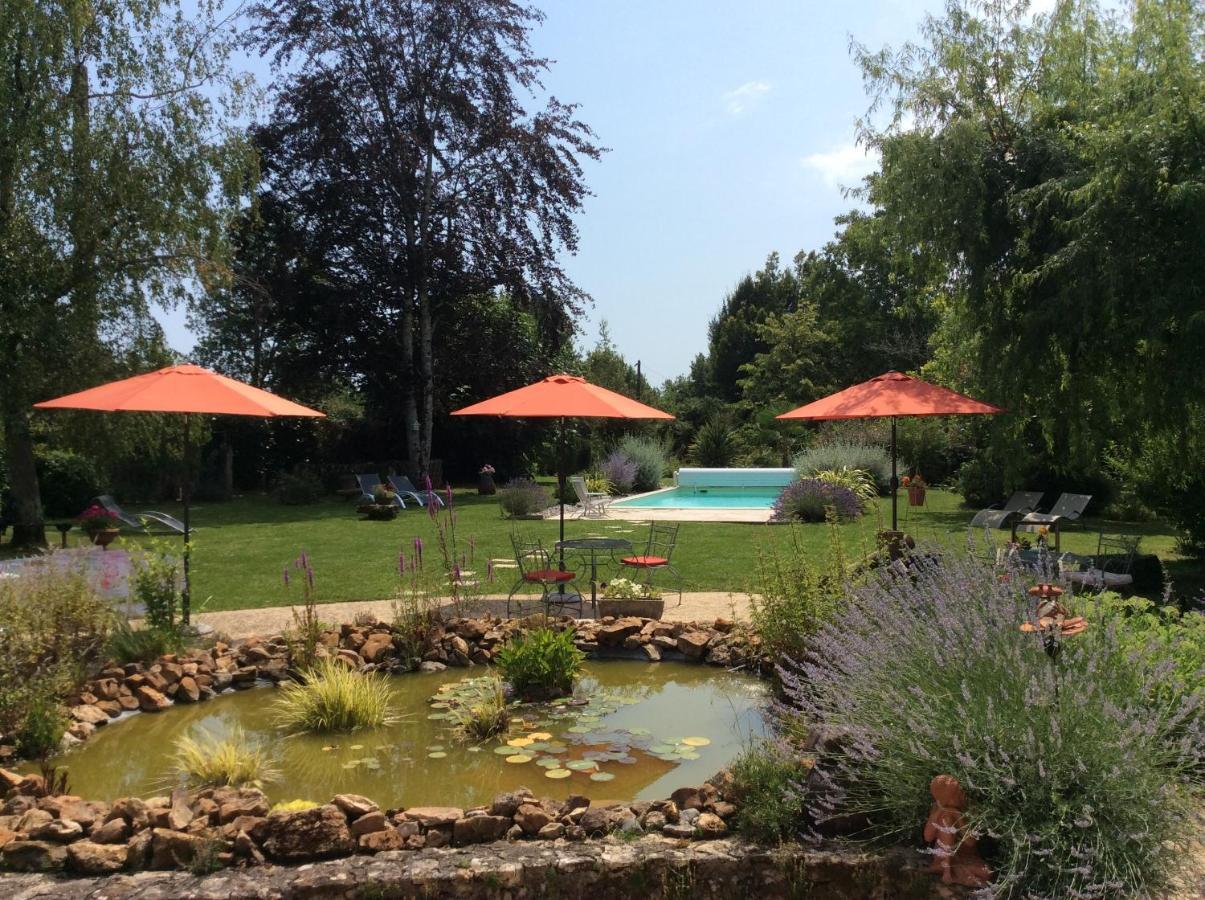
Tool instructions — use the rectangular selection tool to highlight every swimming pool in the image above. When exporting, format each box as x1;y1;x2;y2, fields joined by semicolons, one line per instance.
612;485;782;510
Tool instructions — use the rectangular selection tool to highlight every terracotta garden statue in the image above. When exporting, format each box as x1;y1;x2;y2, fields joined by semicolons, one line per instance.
923;774;991;888
1021;583;1088;637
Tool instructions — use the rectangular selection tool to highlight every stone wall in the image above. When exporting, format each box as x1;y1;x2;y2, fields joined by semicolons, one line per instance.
1;836;946;899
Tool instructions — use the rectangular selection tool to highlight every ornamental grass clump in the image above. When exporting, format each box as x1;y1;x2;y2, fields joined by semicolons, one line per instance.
173;727;280;788
498;478;551;517
450;676;510;743
772;478;862;522
779;551;1204;899
273;659;399;733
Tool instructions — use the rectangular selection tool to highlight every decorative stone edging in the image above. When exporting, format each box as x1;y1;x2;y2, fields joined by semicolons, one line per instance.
0;838;944;899
0;614;763;764
0;775;745;877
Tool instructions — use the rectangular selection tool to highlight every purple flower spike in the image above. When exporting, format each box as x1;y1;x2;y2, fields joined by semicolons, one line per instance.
283;566;290;587
305;566;315;588
398;550;406;576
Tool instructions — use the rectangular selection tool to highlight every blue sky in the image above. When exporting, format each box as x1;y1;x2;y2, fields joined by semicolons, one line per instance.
161;0;970;384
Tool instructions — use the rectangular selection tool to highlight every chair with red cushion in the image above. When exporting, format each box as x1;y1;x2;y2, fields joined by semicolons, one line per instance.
507;535;583;617
619;522;683;606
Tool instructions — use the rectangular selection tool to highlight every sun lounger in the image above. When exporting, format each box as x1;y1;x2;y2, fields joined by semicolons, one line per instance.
94;495;185;535
388;475;445;508
970;491;1045;531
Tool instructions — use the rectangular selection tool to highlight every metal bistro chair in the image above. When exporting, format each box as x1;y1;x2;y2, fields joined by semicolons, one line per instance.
507;535;583;618
1062;531;1140;594
618;521;683;607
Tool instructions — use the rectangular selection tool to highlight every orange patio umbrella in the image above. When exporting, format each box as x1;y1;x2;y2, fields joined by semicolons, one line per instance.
451;374;674;554
35;364;325;622
777;371;1004;531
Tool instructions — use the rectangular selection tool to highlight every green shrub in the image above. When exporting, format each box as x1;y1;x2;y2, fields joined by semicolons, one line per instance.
813;467;878;509
14;689;68;760
494;627;584;700
749;526;845;663
390;589;440;670
107;620;185;665
498;478;551;517
273;658;399;733
617;435;667;492
274;471;324;505
450;676;510;743
728;739;806;843
794;443;894;493
690;418;738;467
584;472;612;495
35;449;102;518
0;561;112;740
130;539;182;631
173;727;280;788
782;552;1204;898
957;454;1006;508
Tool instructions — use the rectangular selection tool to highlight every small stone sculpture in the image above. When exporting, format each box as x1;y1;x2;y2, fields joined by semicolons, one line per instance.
923;774;991;888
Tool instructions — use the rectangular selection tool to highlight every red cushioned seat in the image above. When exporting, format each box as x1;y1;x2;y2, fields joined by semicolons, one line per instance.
525;569;575;582
621;555;669;567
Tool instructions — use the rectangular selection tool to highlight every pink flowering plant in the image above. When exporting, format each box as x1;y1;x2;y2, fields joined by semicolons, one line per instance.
75;504;119;533
776;550;1203;898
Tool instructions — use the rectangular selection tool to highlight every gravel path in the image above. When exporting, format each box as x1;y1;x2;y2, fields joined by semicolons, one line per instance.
194;591;754;640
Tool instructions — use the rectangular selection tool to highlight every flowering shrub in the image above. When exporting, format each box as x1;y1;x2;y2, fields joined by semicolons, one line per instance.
772;478;862;522
498;478;551;517
74;504;119;532
478;464;496;475
616;436;666;492
813;467;878;509
371;484;396;504
794;442;895;492
778;551;1204;898
602;577;660;600
600;450;638;494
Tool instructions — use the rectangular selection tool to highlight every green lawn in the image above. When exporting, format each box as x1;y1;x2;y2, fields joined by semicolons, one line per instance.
6;487;1193;612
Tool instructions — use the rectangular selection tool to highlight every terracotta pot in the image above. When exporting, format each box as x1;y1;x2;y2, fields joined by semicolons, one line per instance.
89;528;120;549
908;485;926;506
478;474;496;495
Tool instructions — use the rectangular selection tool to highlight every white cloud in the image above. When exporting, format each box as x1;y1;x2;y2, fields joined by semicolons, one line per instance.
800;142;879;188
721;80;772;116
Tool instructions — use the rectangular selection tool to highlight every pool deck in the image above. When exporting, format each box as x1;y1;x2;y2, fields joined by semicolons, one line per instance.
601;487;776;524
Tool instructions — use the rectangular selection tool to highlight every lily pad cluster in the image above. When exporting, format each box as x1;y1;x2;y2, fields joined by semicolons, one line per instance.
425;677;712;782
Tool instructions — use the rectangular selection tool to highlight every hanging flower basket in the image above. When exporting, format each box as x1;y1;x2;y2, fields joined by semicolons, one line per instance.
902;474;926;506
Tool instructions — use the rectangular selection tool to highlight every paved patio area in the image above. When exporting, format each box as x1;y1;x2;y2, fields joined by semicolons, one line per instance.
195;591;754;640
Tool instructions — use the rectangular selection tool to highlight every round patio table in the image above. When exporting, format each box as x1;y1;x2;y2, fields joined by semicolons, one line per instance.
555;537;633;610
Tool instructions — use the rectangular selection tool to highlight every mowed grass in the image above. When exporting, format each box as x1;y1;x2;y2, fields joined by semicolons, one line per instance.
4;488;1193;611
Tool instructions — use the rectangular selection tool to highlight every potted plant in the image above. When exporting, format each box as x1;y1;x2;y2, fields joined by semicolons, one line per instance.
904;473;927;506
598;577;664;619
358;484;399;520
76;504;121;548
478;464;496;495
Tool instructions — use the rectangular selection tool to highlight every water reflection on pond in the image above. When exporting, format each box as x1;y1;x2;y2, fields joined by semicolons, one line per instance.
50;661;768;809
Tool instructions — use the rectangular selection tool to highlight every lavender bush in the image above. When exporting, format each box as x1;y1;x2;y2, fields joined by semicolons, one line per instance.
600;451;638;494
772;478;862;522
779;551;1203;898
498;477;551;517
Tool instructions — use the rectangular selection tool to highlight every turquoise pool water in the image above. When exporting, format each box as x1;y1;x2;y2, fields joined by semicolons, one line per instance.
612;486;781;509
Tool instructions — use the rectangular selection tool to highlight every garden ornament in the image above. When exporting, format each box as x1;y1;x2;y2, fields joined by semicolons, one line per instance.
923;774;991;888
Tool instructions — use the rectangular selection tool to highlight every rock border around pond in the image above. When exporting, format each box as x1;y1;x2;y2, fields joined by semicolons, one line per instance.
3;614;763;762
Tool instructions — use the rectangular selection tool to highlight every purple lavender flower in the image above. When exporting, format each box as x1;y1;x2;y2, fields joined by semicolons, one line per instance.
398;550;406;576
771;478;862;522
282;566;290;587
600;451;638;493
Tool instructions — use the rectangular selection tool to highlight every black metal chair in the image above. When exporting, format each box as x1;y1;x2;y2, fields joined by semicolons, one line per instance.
506;535;582;617
618;521;684;607
1062;531;1140;594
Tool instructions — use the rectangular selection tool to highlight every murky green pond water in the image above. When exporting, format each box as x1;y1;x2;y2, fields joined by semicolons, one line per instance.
47;662;768;809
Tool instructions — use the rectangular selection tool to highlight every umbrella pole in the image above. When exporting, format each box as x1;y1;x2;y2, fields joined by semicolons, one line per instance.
558;417;566;570
890;415;898;532
182;414;192;626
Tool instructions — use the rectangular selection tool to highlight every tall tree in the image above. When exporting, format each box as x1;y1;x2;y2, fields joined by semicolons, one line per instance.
247;0;603;476
0;0;251;545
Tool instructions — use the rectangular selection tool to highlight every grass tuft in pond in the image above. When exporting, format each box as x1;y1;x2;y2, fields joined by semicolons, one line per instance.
273;659;399;733
173;727;280;789
450;676;510;743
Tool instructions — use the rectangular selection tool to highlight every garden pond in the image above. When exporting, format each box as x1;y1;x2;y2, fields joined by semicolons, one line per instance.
44;661;768;809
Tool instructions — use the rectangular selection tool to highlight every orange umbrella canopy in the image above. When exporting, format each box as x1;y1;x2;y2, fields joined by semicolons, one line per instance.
451;374;674;420
776;371;1004;421
34;364;325;417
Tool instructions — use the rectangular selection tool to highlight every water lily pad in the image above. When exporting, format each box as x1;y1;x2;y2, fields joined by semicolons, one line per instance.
675;750;701;761
544;743;568;754
628;727;651;736
494;746;518;756
545;768;571;779
505;754;533;764
429;702;450;709
566;760;597;771
567;725;593;734
649;744;675;755
682;737;711;747
612;755;637;765
536;757;562;768
529;732;552;740
349;744;364;750
360;758;380;770
427;713;449;720
589;772;615;782
526;742;549;752
427;751;447;759
507;737;534;748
